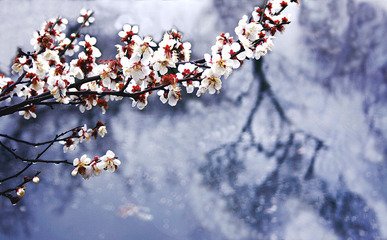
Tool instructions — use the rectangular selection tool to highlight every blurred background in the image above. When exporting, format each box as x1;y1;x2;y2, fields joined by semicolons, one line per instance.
0;0;386;239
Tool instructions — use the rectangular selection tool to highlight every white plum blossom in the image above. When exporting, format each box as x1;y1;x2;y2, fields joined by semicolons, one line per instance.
181;42;192;62
205;48;237;78
131;94;148;110
47;76;74;104
59;38;80;56
55;18;68;31
42;49;60;62
13;85;32;99
119;24;139;39
97;150;121;173
235;15;265;59
99;65;118;90
30;31;42;51
11;56;28;74
157;85;181;107
29;76;45;94
60;138;79;153
69;52;87;79
78;124;92;142
16;187;26;197
151;50;176;75
235;15;262;42
0;75;13;95
71;154;92;179
98;126;107;138
31;56;50;78
19;107;37;120
79;34;101;58
254;37;275;60
157;90;168;104
132;98;148;110
121;56;151;81
167;85;181;106
177;63;196;76
211;32;234;54
177;63;201;93
132;35;157;60
225;42;246;65
197;69;222;96
77;9;94;26
129;83;149;110
32;176;40;184
270;0;291;13
182;80;200;94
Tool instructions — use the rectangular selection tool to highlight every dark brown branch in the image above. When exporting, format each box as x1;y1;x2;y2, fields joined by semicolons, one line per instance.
0;127;76;172
0;76;202;117
69;77;202;98
0;134;68;147
0;163;33;184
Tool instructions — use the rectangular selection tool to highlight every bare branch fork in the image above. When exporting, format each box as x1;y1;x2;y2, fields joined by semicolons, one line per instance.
0;128;74;204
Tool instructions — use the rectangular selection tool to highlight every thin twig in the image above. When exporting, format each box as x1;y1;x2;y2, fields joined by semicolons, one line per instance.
0;126;78;147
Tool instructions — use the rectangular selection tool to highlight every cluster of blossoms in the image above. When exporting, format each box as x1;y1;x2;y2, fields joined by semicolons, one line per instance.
60;121;107;153
59;122;120;180
0;0;297;119
113;27;193;109
71;150;121;179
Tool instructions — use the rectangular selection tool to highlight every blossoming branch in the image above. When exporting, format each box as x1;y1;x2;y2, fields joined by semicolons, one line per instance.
0;0;299;204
